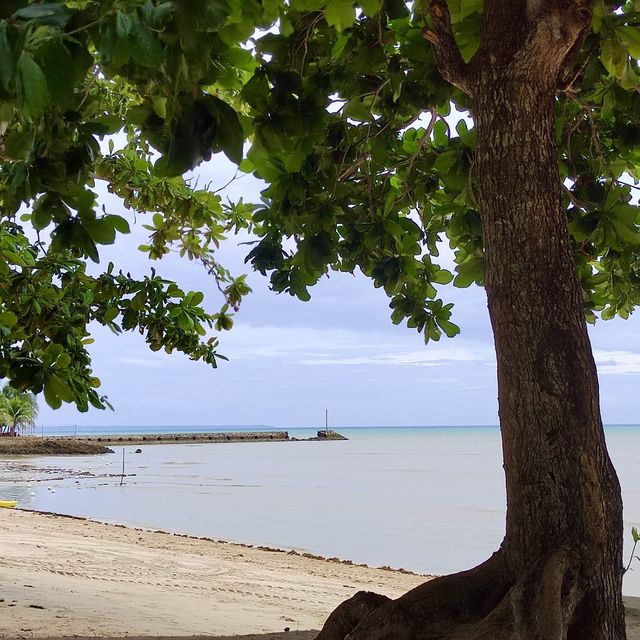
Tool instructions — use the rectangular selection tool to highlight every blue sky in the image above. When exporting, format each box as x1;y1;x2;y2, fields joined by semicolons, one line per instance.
37;153;640;429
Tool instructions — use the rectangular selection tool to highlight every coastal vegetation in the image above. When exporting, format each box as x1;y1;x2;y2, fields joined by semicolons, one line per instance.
0;385;37;435
0;1;638;638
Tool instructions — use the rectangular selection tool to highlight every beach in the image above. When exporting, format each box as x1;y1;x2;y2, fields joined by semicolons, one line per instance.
0;509;426;638
1;509;640;638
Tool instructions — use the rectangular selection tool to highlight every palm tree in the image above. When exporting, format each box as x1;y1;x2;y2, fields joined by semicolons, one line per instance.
0;386;38;436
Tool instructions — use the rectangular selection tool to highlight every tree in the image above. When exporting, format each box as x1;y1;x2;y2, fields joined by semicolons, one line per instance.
0;385;38;435
0;0;638;637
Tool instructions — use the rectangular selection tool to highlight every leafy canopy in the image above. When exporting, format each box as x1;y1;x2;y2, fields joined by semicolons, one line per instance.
0;0;638;411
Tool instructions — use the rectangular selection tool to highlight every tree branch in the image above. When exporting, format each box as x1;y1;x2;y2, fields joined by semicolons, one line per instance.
422;0;473;96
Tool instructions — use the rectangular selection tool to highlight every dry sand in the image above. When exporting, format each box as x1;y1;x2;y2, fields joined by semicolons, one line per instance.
1;509;639;639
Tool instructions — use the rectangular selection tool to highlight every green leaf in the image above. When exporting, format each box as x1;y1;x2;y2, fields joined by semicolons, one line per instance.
34;40;76;108
359;0;382;16
106;215;130;234
206;95;244;165
432;268;454;285
116;11;134;38
16;52;48;121
32;194;54;230
616;26;640;59
83;218;117;245
434;150;458;174
44;379;62;410
47;373;74;403
633;526;639;543
3;129;33;160
436;317;460;338
242;71;270;112
131;290;147;311
129;23;164;68
100;23;131;68
325;0;355;32
152;96;167;119
189;291;205;306
283;268;313;301
0;311;18;328
14;3;72;28
0;23;14;91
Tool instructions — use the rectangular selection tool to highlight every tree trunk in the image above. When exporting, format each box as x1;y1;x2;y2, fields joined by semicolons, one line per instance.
472;54;626;640
316;2;627;639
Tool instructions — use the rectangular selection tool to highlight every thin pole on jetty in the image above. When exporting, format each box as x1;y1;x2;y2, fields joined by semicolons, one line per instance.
325;409;328;434
120;449;125;486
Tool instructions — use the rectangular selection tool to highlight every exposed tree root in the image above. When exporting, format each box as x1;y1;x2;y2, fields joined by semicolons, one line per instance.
316;549;622;640
317;591;392;640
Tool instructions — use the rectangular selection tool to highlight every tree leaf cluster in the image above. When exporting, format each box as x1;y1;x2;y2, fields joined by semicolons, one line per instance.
0;0;639;410
0;0;269;409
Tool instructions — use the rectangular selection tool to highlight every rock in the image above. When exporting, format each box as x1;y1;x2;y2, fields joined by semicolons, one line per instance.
316;430;348;440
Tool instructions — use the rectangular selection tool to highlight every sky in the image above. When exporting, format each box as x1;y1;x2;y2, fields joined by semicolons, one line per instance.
36;149;640;429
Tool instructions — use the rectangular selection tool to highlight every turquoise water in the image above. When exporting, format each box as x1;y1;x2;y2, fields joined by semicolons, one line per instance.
2;425;640;595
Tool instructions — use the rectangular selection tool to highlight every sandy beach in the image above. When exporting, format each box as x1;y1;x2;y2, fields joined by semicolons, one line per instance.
0;509;426;638
1;509;640;639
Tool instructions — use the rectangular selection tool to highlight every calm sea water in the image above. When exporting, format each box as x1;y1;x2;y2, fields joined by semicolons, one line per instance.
2;425;640;595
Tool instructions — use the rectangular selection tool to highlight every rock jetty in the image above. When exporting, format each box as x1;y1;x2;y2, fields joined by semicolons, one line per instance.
314;429;349;440
72;431;291;446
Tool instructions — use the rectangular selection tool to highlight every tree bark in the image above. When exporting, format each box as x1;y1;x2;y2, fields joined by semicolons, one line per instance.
316;2;627;639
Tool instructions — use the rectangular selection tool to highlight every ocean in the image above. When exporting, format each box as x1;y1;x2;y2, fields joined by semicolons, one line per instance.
2;425;640;595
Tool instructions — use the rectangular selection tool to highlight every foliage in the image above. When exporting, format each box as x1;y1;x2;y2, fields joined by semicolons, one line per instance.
0;0;638;410
0;384;38;434
626;525;640;573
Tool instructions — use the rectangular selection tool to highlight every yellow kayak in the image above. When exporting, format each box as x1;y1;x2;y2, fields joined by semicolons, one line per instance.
0;500;17;509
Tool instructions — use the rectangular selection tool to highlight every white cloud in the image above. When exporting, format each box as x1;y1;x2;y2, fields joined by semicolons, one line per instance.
224;324;367;359
116;356;166;369
222;324;495;369
299;346;492;367
595;351;640;375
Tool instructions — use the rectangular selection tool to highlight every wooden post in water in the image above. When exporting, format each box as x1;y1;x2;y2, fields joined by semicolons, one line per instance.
120;449;125;486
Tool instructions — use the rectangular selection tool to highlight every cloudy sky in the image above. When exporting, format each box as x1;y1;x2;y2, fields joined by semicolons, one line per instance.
36;151;640;429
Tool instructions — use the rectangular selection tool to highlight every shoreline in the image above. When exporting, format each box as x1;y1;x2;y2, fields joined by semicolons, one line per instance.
21;508;423;576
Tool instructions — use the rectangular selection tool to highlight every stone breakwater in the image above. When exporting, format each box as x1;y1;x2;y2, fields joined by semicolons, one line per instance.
67;431;292;446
